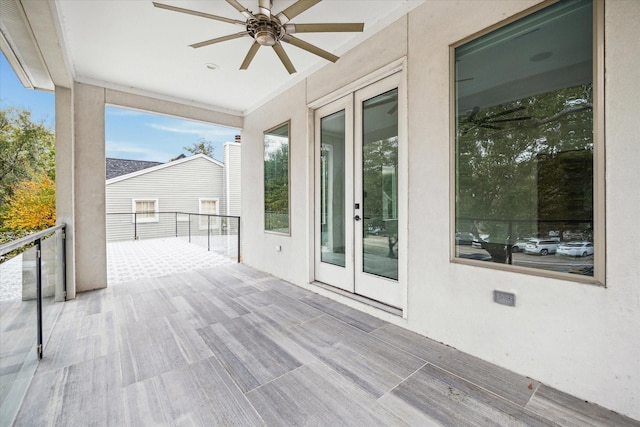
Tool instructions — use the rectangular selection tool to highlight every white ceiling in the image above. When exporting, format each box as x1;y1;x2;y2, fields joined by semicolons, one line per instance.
51;0;422;115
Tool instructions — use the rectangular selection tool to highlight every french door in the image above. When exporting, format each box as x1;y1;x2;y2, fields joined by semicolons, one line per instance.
314;73;405;309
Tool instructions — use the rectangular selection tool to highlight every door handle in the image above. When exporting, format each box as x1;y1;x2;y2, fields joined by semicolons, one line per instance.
354;215;361;221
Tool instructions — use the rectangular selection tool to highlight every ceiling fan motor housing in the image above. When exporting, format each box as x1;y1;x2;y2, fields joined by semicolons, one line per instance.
249;16;284;46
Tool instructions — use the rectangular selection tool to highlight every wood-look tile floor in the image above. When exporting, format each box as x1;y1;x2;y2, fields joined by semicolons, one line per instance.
13;264;640;426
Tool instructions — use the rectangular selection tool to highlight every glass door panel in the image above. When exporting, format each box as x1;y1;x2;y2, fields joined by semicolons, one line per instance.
354;72;404;309
362;89;399;280
314;95;353;291
320;110;347;267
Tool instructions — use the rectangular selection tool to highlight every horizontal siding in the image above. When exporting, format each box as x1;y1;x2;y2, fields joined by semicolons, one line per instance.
106;157;225;240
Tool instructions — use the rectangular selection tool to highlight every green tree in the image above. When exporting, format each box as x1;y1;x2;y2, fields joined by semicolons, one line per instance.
264;145;289;207
0;107;55;212
183;138;214;157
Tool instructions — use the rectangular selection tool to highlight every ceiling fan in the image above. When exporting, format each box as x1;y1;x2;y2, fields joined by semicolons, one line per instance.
153;0;365;74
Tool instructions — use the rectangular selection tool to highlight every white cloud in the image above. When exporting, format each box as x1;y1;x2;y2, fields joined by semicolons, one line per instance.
147;122;239;141
106;140;175;162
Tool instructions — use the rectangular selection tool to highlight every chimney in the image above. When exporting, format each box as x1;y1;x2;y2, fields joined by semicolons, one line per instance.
234;135;241;144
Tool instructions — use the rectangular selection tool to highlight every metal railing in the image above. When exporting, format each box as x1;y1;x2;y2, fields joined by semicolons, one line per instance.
106;212;241;263
0;224;67;426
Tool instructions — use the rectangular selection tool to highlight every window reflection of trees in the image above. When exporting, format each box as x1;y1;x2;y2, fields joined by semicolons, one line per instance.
456;83;593;256
264;125;289;233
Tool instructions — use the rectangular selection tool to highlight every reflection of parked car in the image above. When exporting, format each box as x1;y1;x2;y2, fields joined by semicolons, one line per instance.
557;241;593;257
511;238;534;252
471;236;489;248
455;232;476;245
524;239;560;256
368;225;383;235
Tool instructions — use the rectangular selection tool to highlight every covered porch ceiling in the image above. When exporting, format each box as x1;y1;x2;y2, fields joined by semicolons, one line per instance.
1;0;424;116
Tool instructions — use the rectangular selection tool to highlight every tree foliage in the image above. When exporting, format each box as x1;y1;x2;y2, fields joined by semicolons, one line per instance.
455;83;593;242
183;138;214;157
2;173;56;231
0;107;55;203
264;136;289;232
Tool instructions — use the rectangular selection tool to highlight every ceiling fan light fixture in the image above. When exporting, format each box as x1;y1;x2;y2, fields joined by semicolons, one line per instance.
255;24;278;46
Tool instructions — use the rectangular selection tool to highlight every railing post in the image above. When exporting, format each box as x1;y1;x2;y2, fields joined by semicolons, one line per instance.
175;212;178;237
188;214;191;243
62;227;67;301
35;238;43;360
237;217;241;263
207;215;211;252
134;213;138;240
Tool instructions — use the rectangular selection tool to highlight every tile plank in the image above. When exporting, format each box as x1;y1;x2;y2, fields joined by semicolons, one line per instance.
246;361;408;426
300;294;387;332
390;364;550;427
526;384;640;427
371;324;538;406
198;313;315;392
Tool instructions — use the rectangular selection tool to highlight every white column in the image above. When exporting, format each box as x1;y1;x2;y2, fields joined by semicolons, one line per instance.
55;86;76;299
73;82;107;292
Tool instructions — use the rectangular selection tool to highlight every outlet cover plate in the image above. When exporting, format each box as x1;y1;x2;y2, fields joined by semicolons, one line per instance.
493;290;516;306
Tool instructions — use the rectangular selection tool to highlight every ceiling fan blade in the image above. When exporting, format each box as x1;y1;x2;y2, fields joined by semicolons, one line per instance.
240;42;261;70
286;23;364;33
190;32;249;49
225;0;254;20
276;0;321;24
258;0;271;18
282;35;339;63
272;43;297;74
152;2;244;26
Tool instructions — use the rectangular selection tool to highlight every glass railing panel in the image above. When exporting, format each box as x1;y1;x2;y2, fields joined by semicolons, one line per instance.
41;230;65;351
0;243;39;426
105;212;241;263
0;225;66;426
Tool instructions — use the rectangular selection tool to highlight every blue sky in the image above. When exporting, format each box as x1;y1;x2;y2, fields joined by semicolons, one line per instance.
0;52;239;162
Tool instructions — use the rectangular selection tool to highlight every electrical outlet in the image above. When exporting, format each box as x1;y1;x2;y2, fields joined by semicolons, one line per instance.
493;290;516;306
275;245;281;252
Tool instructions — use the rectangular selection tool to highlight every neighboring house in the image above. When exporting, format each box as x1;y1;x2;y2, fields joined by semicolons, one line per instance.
105;150;240;241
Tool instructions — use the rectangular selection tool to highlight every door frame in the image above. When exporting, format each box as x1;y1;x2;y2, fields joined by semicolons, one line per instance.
308;58;408;315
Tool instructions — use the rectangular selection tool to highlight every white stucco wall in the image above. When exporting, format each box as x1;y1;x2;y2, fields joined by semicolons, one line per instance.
242;81;309;283
241;0;640;420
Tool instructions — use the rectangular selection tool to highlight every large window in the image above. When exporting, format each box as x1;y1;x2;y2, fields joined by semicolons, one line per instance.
264;122;290;234
453;0;601;281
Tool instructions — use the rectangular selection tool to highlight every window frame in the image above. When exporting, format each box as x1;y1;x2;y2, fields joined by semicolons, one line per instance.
263;120;291;235
132;198;159;223
449;0;605;286
199;197;219;230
